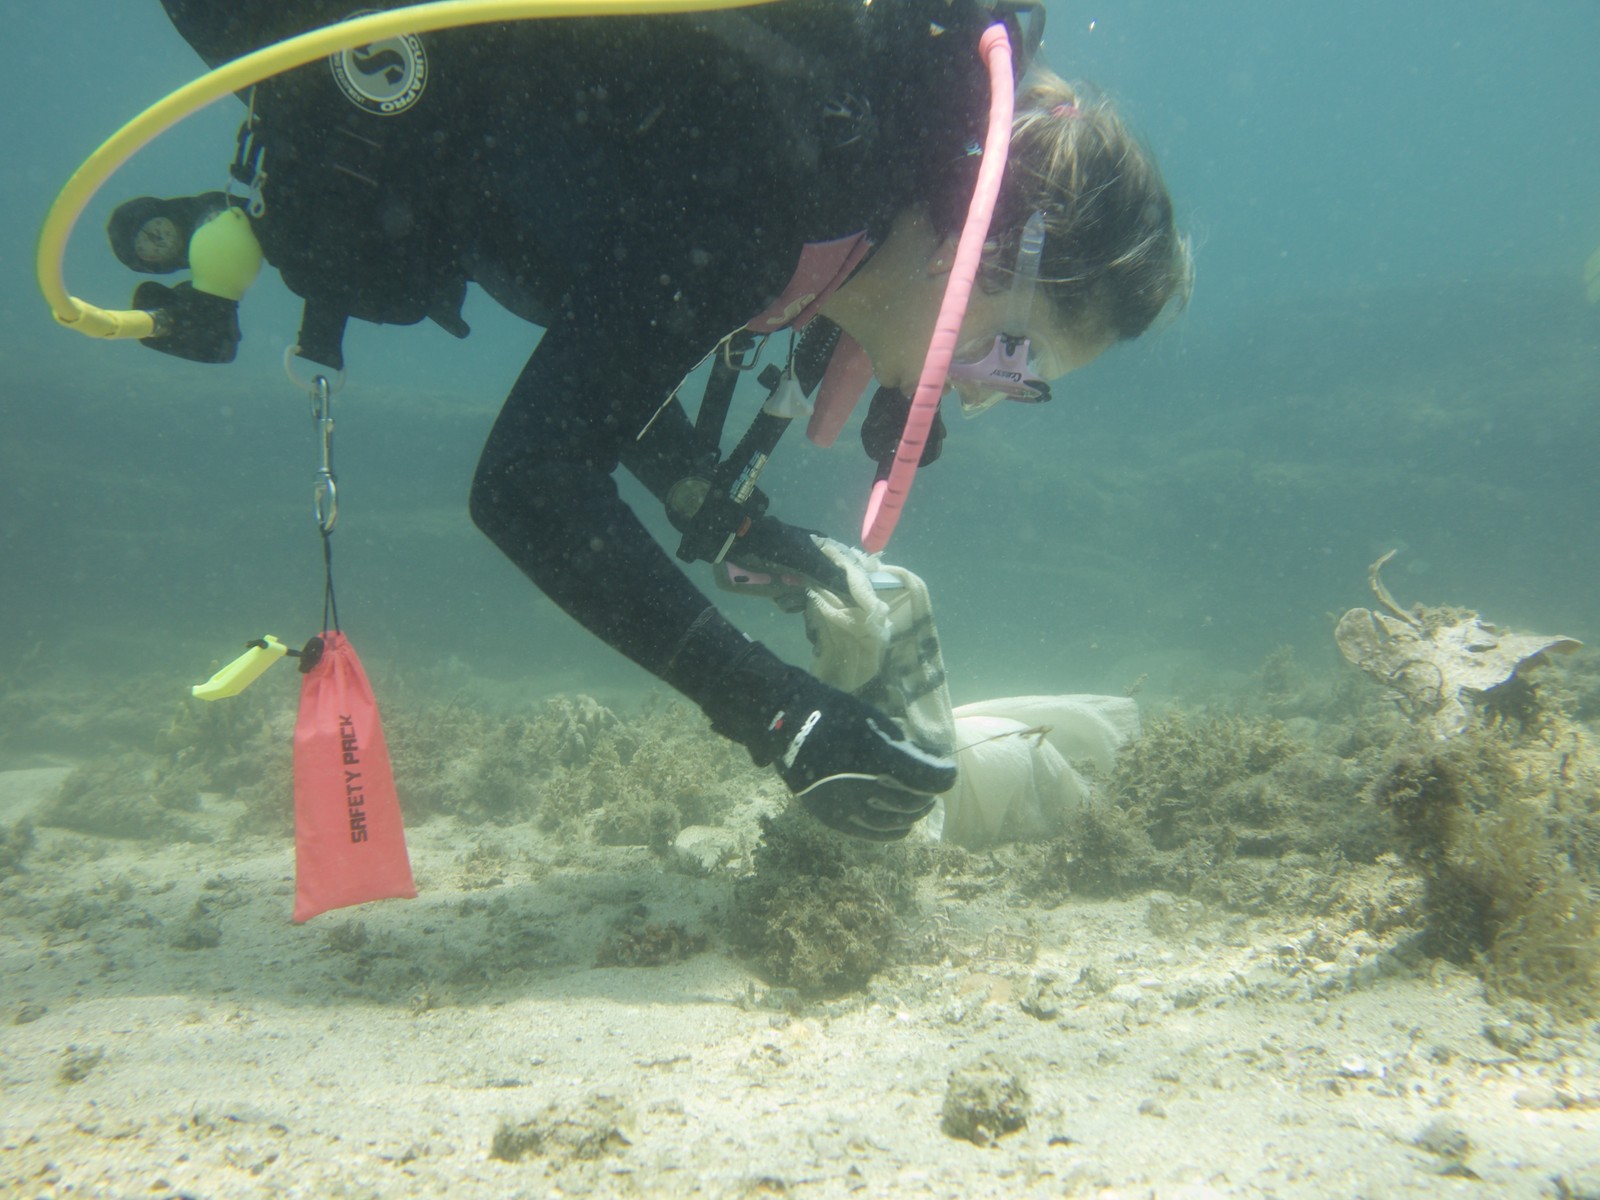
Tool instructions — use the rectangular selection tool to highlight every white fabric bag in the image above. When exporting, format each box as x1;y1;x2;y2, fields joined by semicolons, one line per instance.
802;540;1138;849
942;695;1140;848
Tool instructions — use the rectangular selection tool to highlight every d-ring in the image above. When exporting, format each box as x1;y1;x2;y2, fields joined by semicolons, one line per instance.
284;345;346;394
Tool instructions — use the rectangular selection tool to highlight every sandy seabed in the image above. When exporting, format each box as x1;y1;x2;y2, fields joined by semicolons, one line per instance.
2;745;1598;1200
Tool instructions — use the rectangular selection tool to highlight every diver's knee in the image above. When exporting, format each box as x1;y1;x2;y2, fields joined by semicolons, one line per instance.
468;456;590;548
468;462;507;539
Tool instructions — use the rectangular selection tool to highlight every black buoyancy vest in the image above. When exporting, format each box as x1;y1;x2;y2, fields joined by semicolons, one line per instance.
163;0;997;369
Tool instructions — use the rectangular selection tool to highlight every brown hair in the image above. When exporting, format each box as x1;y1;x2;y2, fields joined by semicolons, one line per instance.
989;70;1192;343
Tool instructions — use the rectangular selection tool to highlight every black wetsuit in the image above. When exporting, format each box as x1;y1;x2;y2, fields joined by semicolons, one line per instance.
158;0;994;719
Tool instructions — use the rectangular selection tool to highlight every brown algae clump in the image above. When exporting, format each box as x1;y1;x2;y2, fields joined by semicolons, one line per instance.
1370;726;1600;1016
1026;802;1157;900
1111;710;1300;849
391;693;759;844
595;905;706;967
40;754;210;841
731;807;922;994
537;698;759;847
155;688;295;835
1027;709;1389;901
490;1094;635;1164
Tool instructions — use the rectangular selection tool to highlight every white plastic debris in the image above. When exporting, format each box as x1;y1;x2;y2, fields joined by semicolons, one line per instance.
1335;551;1581;738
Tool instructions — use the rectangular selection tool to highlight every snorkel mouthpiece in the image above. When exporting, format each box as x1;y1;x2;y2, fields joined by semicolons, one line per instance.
945;336;1050;417
946;208;1050;416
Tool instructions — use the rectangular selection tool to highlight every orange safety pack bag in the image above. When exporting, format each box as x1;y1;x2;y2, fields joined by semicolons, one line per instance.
291;631;416;922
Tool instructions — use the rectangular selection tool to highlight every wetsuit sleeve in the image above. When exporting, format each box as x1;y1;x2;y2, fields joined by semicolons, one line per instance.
618;397;714;505
468;285;764;705
461;0;829;705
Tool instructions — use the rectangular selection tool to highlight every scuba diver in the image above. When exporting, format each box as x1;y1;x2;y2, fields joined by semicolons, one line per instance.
112;0;1191;840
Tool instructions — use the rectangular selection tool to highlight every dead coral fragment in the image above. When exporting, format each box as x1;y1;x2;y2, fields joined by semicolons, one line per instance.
1336;551;1580;738
543;694;620;767
941;1054;1030;1144
595;907;705;967
489;1094;634;1164
591;795;680;851
170;900;223;950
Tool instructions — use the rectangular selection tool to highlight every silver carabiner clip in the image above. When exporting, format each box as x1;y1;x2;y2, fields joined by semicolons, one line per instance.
309;374;338;534
314;470;338;535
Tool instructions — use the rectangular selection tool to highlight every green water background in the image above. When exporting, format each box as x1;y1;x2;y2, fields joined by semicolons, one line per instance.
2;1;1596;723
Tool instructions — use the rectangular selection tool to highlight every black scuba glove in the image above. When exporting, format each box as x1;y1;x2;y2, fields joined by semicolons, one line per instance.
732;516;851;595
704;641;956;841
130;280;242;364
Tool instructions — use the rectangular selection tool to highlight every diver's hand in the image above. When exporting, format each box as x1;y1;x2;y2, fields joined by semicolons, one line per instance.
733;516;850;596
773;685;953;841
793;763;943;842
705;642;955;841
780;694;953;844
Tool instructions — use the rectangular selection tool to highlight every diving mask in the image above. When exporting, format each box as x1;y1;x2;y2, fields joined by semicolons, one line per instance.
943;209;1052;417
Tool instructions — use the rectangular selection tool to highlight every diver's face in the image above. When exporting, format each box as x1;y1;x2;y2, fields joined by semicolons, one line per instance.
821;209;1110;397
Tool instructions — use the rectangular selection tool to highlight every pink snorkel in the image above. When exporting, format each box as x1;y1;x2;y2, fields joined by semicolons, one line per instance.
859;22;1016;553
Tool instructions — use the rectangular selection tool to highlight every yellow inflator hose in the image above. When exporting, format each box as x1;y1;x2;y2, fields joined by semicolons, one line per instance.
37;0;773;340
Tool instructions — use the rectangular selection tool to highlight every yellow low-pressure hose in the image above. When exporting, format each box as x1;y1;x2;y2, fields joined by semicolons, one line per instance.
37;0;772;340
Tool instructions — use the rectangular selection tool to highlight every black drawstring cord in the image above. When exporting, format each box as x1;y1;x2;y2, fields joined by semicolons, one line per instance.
320;525;340;635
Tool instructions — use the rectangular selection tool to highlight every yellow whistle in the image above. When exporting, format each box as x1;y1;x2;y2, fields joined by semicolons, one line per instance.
192;635;289;701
